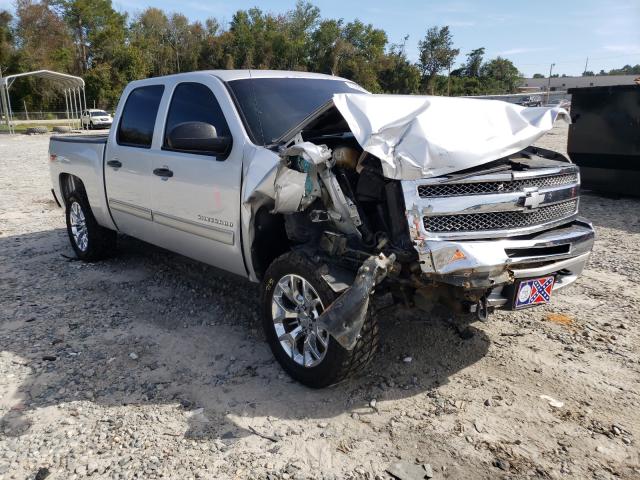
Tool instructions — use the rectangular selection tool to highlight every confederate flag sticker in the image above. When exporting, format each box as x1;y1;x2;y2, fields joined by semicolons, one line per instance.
515;276;555;309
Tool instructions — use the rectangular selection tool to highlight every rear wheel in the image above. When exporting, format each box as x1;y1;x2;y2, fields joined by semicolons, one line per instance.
65;191;116;261
261;252;379;388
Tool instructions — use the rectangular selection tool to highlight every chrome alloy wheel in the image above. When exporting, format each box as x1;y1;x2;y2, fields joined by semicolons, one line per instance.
69;201;88;252
271;274;329;368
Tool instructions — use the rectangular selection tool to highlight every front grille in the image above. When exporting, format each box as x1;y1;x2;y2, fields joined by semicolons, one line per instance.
423;199;578;233
418;172;578;198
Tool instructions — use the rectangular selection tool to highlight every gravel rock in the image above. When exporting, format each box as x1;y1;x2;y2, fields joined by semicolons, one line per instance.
0;124;638;480
493;459;510;471
386;461;429;480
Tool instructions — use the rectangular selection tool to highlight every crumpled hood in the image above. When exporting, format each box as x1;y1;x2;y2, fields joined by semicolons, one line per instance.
330;93;570;180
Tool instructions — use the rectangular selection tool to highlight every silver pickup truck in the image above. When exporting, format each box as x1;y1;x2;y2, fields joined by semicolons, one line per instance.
49;70;594;387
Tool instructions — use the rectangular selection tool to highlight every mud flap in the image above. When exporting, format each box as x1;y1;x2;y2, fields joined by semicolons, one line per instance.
317;253;395;350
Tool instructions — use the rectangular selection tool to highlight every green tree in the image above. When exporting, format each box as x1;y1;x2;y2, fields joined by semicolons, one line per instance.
286;1;320;69
532;73;544;78
309;19;344;74
481;56;521;93
608;64;640;75
463;47;484;77
50;0;127;73
165;13;201;72
4;1;542;108
130;8;173;77
417;26;459;94
338;19;387;91
377;39;421;94
14;0;73;72
0;10;15;71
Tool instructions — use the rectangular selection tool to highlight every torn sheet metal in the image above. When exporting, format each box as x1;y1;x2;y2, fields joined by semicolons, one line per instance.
272;168;309;213
281;142;332;165
240;146;281;281
331;93;570;180
317;253;395;350
272;142;330;214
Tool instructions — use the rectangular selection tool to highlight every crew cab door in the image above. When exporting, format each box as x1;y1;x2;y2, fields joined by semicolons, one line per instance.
104;84;164;243
150;78;246;277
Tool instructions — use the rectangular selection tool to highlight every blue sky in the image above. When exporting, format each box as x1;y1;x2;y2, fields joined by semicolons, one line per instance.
2;0;639;76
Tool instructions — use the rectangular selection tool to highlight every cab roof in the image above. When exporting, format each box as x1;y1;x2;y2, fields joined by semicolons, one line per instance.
140;69;348;83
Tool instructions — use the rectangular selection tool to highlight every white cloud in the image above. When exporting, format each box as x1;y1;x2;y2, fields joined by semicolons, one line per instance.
184;2;230;14
602;44;640;53
433;2;476;14
497;47;551;56
445;20;476;28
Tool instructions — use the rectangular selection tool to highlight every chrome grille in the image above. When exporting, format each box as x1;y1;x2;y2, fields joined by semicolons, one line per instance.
423;200;578;233
418;172;578;198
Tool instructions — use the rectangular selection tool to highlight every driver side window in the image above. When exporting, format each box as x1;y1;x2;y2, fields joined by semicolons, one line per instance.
163;82;231;152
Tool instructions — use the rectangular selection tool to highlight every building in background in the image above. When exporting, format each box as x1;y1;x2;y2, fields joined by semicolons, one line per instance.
520;75;639;92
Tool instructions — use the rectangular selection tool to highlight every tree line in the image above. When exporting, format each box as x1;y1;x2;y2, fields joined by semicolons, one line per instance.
0;0;567;111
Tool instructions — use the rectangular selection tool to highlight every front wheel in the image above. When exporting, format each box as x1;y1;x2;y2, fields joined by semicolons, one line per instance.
261;252;379;388
65;191;116;261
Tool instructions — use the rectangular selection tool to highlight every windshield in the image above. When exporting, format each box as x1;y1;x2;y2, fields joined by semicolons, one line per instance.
227;77;367;145
91;110;109;116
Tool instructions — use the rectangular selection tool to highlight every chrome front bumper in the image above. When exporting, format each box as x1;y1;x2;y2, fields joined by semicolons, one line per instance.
414;219;595;302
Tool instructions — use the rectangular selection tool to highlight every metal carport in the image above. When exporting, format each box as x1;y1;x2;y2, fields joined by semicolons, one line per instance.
0;69;86;134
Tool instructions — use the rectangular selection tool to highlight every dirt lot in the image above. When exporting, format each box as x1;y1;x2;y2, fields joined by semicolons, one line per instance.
1;126;639;480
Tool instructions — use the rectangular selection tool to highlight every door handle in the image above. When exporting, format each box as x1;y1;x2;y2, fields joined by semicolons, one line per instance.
153;168;174;178
107;160;122;168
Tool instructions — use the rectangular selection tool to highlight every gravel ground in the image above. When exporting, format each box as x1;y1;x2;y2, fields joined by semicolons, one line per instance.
0;126;639;480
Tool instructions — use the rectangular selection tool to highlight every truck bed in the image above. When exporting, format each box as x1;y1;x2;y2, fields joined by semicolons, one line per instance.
49;133;114;230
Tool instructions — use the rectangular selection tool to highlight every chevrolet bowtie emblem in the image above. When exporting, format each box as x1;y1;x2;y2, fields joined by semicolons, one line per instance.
523;190;544;209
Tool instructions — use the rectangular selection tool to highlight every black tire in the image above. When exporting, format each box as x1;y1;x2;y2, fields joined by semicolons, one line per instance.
25;126;48;135
261;252;379;388
65;191;116;262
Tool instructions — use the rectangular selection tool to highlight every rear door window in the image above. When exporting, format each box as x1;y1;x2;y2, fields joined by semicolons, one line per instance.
117;85;164;148
163;82;231;151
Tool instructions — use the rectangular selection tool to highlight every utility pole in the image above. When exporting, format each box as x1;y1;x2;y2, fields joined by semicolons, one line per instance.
0;66;10;132
0;66;3;124
583;57;589;76
546;63;555;104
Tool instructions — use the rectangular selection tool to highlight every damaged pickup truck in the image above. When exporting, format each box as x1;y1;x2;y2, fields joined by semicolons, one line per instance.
49;70;595;387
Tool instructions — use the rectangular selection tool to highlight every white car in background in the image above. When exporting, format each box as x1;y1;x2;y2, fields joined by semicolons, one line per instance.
81;109;113;129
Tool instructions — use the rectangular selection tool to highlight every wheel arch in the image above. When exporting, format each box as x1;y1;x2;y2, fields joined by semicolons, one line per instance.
251;206;291;280
59;173;86;206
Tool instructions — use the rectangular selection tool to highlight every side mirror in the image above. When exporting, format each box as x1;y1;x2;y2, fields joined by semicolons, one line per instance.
166;121;232;158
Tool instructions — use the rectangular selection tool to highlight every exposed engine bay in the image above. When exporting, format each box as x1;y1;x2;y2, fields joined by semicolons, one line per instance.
273;139;417;269
242;93;589;350
268;135;580;348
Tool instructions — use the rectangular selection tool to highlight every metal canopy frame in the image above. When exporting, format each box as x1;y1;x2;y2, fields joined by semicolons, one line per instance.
0;69;86;134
